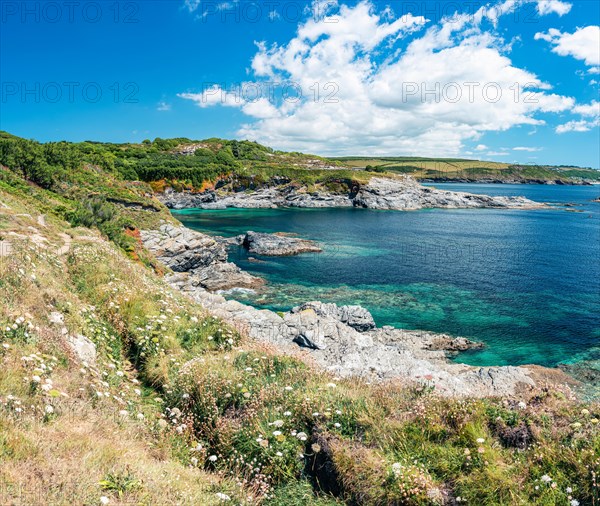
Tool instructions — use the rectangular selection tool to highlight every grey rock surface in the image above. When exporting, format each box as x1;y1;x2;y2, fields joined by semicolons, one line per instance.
158;176;544;211
243;231;322;256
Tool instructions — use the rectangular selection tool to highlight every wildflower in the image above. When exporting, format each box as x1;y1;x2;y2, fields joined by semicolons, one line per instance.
191;457;198;466
312;412;320;417
208;455;218;462
571;422;582;429
591;418;599;424
477;447;485;454
334;422;341;428
134;388;141;396
571;500;580;506
136;413;145;420
311;443;321;453
276;451;283;457
157;419;168;429
284;386;293;391
31;375;41;383
476;438;485;443
2;343;9;350
271;420;284;427
566;487;573;493
283;411;291;416
215;492;230;501
116;371;124;377
100;497;110;505
327;383;336;388
44;405;54;414
518;401;526;409
296;432;307;441
540;475;552;484
119;410;128;417
272;430;282;437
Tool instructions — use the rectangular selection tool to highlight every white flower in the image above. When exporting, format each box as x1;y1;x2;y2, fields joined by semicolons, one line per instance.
541;474;552;483
296;432;307;441
334;422;341;428
312;412;320;417
283;411;291;416
208;455;218;462
116;371;124;377
182;393;189;399
276;451;283;457
476;438;485;444
518;401;526;409
272;430;282;436
570;501;580;506
327;383;336;388
136;413;145;420
2;343;9;349
284;386;293;391
272;420;284;427
191;457;199;466
215;492;230;501
44;405;54;414
134;388;141;396
100;497;110;505
31;375;41;383
119;410;128;417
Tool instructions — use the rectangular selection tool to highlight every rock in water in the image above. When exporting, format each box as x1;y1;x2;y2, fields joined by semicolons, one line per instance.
242;231;322;256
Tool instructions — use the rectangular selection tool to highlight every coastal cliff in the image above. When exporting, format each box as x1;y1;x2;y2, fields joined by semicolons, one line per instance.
158;176;544;211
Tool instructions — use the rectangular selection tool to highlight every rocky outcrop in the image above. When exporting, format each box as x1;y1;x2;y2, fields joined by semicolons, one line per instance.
168;279;546;398
242;231;322;256
141;223;262;291
158;176;544;211
352;177;542;210
291;301;375;332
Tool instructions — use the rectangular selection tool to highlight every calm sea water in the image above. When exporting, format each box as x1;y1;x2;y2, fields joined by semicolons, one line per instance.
173;184;600;368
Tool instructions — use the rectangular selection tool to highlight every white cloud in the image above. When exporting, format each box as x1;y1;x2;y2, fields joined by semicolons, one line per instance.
181;0;576;155
556;119;600;133
573;100;600;117
157;101;171;112
513;146;542;151
535;26;600;67
178;86;244;108
536;0;572;16
487;151;510;156
475;144;488;151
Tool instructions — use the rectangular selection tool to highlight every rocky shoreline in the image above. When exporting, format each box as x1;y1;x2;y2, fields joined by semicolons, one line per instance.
141;222;574;398
159;176;545;211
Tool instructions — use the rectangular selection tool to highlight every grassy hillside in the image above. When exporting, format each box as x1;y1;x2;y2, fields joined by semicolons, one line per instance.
331;156;600;183
0;136;599;504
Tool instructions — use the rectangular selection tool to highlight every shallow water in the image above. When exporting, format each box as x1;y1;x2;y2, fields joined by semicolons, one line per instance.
174;183;600;368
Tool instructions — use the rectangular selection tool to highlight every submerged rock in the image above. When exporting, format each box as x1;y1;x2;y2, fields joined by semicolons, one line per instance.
242;231;322;256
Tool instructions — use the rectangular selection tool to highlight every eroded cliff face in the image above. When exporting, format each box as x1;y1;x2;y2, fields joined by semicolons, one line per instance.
141;222;570;399
157;176;545;211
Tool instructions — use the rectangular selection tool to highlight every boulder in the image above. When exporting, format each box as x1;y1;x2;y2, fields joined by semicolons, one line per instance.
66;334;97;364
291;301;376;332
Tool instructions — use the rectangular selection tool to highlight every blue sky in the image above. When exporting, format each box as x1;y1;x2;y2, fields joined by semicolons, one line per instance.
1;0;599;167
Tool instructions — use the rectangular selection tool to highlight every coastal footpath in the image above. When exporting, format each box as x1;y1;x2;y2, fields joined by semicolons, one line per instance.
158;176;544;211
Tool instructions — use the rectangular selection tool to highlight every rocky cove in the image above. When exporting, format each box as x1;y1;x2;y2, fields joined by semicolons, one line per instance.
141;211;576;398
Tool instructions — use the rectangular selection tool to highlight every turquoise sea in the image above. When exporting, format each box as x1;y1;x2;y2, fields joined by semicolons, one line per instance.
173;183;600;369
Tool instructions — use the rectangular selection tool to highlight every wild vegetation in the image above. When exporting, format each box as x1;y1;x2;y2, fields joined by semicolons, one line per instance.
0;133;599;504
